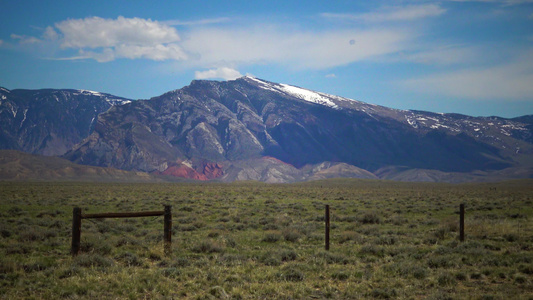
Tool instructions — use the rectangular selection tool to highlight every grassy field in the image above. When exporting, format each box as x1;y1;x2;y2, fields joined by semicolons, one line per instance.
0;179;532;299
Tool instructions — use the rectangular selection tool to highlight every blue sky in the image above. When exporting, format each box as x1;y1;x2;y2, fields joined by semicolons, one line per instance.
1;0;532;118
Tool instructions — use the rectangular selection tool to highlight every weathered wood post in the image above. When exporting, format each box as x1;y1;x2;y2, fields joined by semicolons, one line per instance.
164;205;172;256
325;205;330;251
459;203;465;242
71;207;82;256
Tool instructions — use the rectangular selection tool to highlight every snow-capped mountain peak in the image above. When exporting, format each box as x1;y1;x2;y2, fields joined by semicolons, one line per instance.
243;76;339;109
74;89;131;106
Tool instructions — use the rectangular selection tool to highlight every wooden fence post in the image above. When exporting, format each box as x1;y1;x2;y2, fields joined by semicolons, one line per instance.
459;203;465;242
164;205;172;256
325;205;330;251
71;207;82;256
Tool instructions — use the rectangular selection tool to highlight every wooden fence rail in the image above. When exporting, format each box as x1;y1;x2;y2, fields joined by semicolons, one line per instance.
71;205;172;256
71;203;465;256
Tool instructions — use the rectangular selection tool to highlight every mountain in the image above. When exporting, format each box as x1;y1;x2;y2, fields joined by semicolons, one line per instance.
58;76;532;182
0;150;173;182
0;87;131;156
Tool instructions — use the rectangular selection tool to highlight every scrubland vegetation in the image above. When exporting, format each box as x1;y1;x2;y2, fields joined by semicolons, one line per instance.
0;179;532;299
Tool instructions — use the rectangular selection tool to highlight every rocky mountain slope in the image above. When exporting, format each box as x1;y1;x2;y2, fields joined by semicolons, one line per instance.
0;87;130;156
58;76;532;182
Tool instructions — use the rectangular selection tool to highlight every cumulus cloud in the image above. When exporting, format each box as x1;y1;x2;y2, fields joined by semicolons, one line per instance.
56;16;181;48
322;4;446;23
33;16;188;62
195;67;243;80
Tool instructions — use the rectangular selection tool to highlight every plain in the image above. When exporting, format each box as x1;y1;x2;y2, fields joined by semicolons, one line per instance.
0;179;532;299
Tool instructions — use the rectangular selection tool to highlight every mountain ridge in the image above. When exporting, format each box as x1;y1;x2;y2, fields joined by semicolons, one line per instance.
0;87;131;156
1;77;532;183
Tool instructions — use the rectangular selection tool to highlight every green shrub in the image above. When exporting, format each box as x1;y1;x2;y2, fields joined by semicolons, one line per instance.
161;267;182;278
359;212;381;224
437;272;456;286
376;235;397;245
191;239;225;253
518;264;533;275
262;231;281;243
316;250;349;264
218;253;246;266
369;288;397;299
277;265;305;282
73;254;114;268
115;235;140;247
514;274;527;284
80;235;112;255
338;231;363;244
116;252;144;267
0;225;11;238
427;255;457;269
58;266;82;279
279;249;298;262
455;272;468;281
360;244;385;257
282;229;301;242
331;270;350;281
171;257;190;267
259;252;281;266
0;259;16;274
23;259;55;273
412;267;428;279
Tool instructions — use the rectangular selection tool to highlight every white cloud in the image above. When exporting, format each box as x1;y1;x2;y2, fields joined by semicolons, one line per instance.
322;4;446;23
181;26;412;69
114;44;187;61
326;74;337;78
10;16;412;67
43;26;59;41
56;16;180;48
10;34;41;44
195;67;243;80
48;16;187;62
402;50;533;100
78;48;115;63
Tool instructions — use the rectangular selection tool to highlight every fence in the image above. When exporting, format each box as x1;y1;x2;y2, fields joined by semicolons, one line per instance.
71;205;172;256
72;204;465;255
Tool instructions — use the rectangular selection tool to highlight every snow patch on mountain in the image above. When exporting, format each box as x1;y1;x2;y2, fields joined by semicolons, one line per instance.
244;76;339;109
20;109;28;128
79;90;103;96
278;84;339;109
408;119;418;128
74;90;131;106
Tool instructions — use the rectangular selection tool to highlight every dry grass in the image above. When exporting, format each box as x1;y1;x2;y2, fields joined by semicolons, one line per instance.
0;179;531;299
